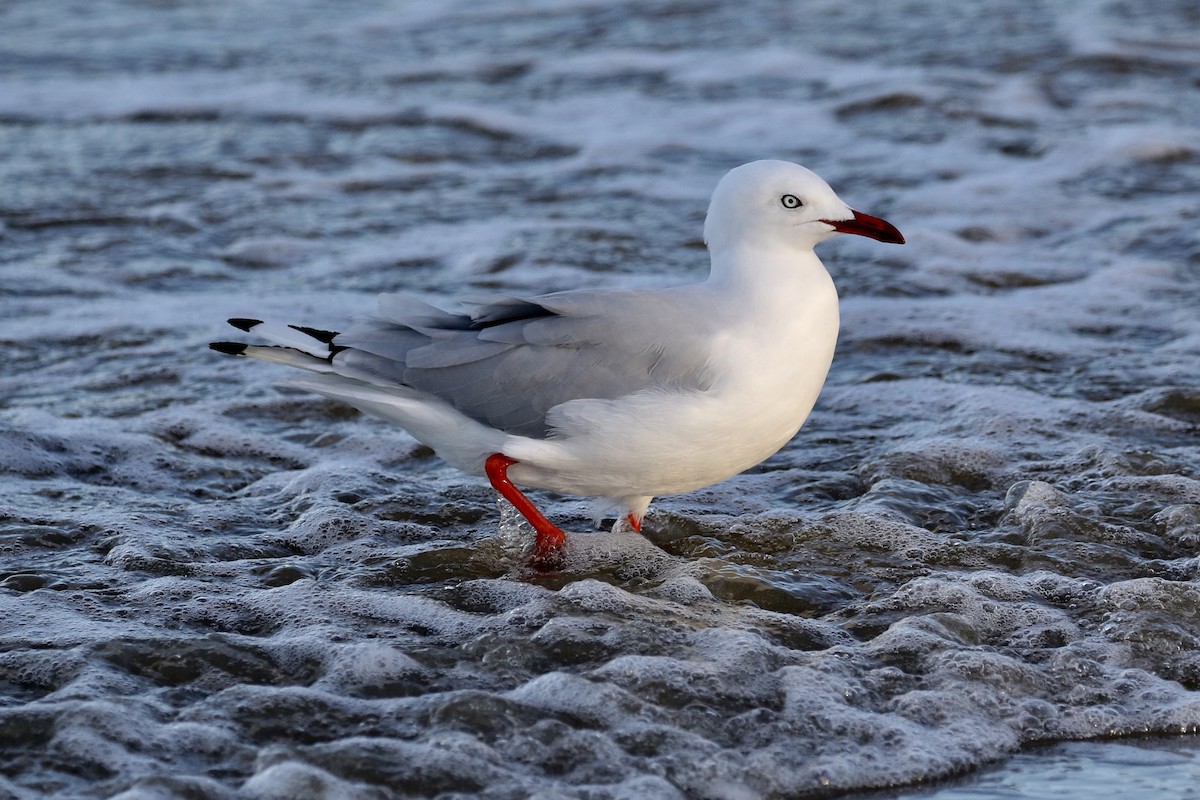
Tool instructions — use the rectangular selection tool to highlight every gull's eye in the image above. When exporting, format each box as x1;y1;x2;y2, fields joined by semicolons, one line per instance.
781;194;802;209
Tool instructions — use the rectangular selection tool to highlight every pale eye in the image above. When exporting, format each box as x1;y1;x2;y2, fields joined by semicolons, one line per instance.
780;194;802;209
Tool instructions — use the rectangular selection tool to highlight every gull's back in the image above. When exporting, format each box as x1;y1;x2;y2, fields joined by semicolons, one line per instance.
332;286;720;439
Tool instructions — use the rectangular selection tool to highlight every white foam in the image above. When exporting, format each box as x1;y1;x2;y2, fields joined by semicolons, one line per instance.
240;761;369;800
3;0;1200;796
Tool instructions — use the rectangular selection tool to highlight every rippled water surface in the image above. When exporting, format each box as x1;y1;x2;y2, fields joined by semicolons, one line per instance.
2;1;1199;798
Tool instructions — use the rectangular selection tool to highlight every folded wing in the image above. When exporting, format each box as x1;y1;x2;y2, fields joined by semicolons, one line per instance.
223;288;716;439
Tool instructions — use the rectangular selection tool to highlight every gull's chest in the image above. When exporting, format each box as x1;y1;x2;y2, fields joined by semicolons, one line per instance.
714;287;839;397
699;280;840;451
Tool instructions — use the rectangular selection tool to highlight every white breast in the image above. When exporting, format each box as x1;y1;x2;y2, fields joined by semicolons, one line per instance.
506;262;841;500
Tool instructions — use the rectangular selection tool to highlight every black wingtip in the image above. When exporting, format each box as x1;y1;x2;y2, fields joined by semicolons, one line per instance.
209;341;248;356
228;318;263;332
288;324;340;344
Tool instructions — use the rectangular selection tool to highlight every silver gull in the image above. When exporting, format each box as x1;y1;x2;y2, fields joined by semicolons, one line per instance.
211;160;904;566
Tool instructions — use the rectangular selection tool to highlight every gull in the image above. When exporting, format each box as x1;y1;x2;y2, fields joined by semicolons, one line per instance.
211;160;904;566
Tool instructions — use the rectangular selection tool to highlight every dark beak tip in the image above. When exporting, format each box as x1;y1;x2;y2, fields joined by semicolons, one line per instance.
823;210;905;245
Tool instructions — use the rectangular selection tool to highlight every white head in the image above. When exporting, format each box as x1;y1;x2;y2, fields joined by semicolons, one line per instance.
703;160;904;254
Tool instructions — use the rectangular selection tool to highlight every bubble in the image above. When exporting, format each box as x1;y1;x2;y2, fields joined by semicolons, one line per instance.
317;643;429;698
240;760;377;800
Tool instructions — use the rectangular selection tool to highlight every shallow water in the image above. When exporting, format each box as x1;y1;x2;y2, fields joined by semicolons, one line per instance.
883;737;1200;799
2;1;1199;798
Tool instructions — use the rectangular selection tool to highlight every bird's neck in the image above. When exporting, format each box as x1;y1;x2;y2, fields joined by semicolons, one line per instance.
704;243;833;307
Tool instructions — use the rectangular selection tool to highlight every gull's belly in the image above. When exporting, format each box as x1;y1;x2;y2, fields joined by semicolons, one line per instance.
504;268;842;499
633;352;834;493
511;315;839;498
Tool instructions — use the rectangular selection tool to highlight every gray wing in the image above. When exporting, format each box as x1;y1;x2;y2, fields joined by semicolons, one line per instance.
332;288;715;438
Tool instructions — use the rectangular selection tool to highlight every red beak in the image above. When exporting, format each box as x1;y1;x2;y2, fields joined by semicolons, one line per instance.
820;209;905;244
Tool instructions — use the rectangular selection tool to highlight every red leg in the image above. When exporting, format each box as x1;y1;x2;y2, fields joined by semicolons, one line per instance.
485;453;566;567
626;513;642;532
